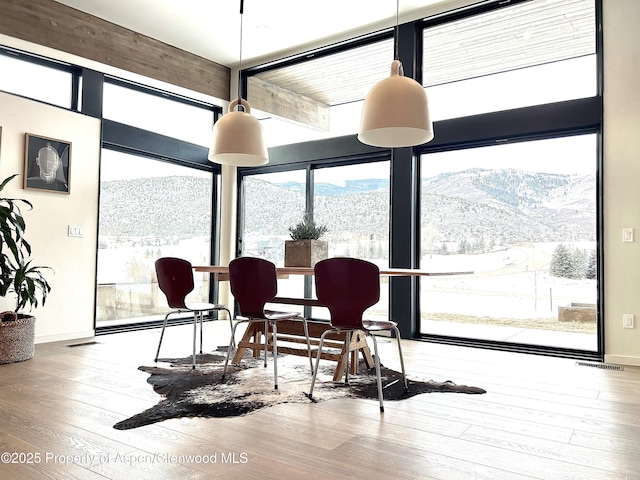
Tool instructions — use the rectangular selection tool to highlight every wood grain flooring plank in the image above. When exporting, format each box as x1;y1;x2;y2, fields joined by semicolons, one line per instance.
460;424;637;476
1;328;638;480
393;395;575;443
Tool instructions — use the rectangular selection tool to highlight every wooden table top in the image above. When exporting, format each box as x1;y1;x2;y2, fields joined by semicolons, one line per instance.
193;265;473;276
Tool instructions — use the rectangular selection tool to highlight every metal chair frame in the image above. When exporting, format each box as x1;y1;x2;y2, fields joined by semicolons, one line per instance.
307;257;408;412
154;257;233;369
222;257;313;389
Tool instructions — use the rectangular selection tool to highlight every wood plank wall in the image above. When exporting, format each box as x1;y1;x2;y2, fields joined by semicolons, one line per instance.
0;0;230;101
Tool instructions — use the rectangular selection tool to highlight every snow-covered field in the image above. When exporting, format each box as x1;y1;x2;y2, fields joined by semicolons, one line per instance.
419;242;596;320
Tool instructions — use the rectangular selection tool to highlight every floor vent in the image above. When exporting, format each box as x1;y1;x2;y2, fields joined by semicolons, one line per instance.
66;341;100;348
575;361;623;371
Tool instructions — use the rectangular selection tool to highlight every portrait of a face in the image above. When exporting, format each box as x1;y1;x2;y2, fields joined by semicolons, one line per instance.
24;134;71;194
35;143;62;184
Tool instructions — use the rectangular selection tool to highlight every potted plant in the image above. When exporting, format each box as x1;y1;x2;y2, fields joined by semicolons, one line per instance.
0;174;52;364
284;211;328;267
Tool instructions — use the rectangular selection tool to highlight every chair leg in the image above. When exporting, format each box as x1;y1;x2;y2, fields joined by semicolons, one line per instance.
272;321;278;390
263;320;269;368
154;312;172;362
369;334;385;413
307;330;331;401
301;317;314;374
344;331;352;385
222;319;243;381
222;308;235;348
191;312;198;369
199;311;204;354
392;326;408;391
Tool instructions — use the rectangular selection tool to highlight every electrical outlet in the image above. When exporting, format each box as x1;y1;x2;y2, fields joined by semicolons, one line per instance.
68;225;84;238
623;314;634;329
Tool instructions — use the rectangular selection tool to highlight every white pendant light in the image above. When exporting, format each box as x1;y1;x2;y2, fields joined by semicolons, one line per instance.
208;0;268;166
358;0;434;148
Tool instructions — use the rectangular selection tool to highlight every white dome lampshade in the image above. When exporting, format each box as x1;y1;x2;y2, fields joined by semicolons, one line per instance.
358;60;434;148
208;98;269;166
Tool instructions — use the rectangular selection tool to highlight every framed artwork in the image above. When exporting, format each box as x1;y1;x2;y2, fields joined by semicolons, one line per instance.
23;133;71;194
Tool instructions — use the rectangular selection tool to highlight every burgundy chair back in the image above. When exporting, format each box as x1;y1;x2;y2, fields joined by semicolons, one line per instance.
229;257;278;319
314;257;380;329
155;257;194;309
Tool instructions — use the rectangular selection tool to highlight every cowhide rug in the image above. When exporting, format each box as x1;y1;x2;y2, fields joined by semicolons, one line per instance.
114;348;485;430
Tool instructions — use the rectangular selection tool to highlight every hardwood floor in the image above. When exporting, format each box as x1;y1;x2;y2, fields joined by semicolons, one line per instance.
1;322;639;480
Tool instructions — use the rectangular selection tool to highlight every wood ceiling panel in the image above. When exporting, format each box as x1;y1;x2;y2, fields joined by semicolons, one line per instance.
252;0;594;110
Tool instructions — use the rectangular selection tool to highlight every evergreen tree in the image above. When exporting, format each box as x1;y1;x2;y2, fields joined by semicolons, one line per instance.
550;244;573;278
585;250;597;279
571;248;587;279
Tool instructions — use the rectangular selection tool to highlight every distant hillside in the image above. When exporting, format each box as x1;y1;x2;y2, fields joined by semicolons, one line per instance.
421;168;595;244
98;168;596;247
98;176;213;237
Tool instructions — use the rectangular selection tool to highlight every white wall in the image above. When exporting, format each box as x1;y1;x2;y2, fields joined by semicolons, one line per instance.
0;92;100;343
603;0;640;365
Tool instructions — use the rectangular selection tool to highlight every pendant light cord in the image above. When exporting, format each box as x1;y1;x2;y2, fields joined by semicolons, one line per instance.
394;0;399;61
237;0;244;109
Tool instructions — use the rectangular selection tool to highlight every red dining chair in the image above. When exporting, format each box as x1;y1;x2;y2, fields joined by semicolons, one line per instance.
154;257;233;369
222;256;313;389
307;257;407;412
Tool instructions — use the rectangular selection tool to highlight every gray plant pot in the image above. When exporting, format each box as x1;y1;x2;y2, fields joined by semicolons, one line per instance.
0;314;35;364
284;240;328;267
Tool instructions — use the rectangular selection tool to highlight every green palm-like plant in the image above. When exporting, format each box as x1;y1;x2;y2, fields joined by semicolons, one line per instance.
0;174;52;315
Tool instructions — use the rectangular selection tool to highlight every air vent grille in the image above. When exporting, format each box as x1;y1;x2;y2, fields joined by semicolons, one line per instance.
576;361;623;371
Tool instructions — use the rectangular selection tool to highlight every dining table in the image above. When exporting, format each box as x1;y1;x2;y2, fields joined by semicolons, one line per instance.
193;264;473;306
194;263;473;380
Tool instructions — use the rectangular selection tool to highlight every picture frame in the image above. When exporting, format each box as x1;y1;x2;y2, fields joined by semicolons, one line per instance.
23;133;71;194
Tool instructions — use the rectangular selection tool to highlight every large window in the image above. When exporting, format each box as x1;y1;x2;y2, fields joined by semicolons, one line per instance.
103;79;215;146
313;162;390;263
241;169;306;314
96;149;214;327
241;170;306;264
419;135;597;351
0;49;75;108
240;160;391;319
312;161;391;320
236;0;601;358
423;0;596;121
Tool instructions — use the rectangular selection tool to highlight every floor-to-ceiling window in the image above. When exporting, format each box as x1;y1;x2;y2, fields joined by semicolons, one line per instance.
95;78;220;329
0;47;223;332
239;157;392;319
96;149;215;327
419;135;598;350
240;169;307;315
312;161;391;320
236;0;602;358
416;0;600;354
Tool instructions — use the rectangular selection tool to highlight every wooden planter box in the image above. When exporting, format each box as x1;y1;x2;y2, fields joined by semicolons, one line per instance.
557;303;596;323
0;314;35;364
284;240;328;267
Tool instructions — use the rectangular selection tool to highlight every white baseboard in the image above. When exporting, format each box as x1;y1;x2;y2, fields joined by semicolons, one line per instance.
35;330;95;345
604;354;640;367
